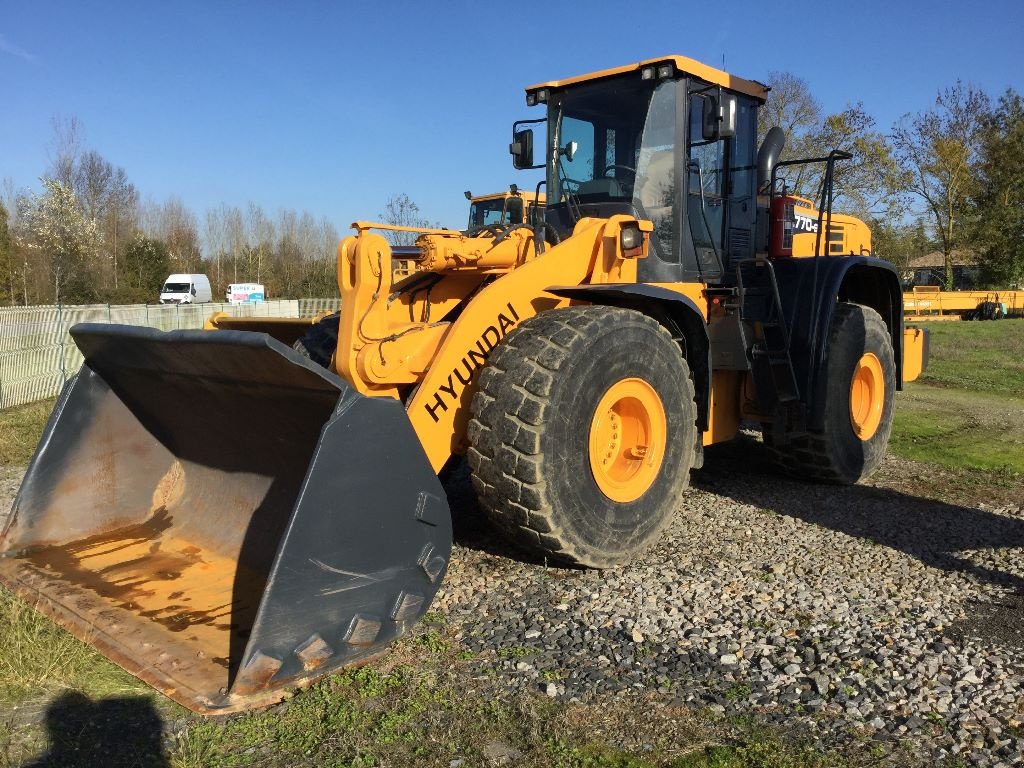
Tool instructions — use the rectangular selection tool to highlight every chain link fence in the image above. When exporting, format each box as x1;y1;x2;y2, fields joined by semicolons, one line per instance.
0;299;340;409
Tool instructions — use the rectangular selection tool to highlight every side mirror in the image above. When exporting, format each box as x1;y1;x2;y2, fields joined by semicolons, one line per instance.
562;140;578;162
702;93;738;140
719;94;737;138
510;129;534;169
191;286;197;296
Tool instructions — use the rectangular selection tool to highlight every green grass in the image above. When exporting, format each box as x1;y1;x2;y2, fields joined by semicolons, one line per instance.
0;399;55;466
891;320;1024;476
892;387;1024;474
913;319;1024;398
0;587;147;705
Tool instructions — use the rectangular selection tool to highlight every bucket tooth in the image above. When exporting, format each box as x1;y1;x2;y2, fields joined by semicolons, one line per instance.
391;591;425;622
417;544;447;583
415;492;446;527
294;634;334;671
344;615;383;647
234;651;283;696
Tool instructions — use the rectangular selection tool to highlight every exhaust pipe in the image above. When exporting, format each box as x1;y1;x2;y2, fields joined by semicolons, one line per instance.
757;126;786;192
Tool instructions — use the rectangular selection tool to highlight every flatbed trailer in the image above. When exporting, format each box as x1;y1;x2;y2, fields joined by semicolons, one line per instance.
903;286;1024;320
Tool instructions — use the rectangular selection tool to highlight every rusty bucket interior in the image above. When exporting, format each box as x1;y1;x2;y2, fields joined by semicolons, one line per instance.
0;324;451;714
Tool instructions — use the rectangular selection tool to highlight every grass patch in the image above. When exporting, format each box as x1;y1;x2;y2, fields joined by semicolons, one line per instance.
0;399;55;466
892;387;1024;474
913;319;1024;398
891;320;1024;477
154;638;851;768
0;587;146;705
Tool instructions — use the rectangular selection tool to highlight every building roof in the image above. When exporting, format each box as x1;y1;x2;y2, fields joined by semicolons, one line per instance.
908;250;978;269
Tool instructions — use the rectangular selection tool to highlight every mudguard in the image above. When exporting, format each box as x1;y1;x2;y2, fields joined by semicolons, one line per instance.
771;256;904;431
547;283;711;432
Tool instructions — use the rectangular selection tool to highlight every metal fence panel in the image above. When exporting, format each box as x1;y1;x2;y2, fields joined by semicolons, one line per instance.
0;299;340;409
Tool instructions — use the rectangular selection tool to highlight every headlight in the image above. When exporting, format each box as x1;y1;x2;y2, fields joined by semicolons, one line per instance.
620;226;642;251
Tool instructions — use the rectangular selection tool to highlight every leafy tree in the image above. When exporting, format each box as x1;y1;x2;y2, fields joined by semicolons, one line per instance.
869;217;933;275
117;234;171;303
757;72;903;219
15;178;101;304
818;105;906;219
969;89;1024;286
892;82;990;287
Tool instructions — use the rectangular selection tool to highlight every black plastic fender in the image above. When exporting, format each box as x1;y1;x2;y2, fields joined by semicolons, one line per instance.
546;284;711;432
771;257;904;432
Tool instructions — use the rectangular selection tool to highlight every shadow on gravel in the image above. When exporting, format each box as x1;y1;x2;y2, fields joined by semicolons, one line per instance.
694;436;1024;597
23;691;168;767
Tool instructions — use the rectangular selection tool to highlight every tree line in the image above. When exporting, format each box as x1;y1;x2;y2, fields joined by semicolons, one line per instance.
758;72;1022;288
0;118;342;306
1;73;1022;306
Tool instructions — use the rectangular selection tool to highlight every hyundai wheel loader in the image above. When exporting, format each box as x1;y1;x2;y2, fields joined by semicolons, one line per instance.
0;54;928;715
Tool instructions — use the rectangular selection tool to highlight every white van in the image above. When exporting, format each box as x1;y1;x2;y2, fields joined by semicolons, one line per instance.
225;282;266;304
159;274;213;304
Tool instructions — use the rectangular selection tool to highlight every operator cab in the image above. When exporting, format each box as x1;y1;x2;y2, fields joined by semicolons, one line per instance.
511;56;767;285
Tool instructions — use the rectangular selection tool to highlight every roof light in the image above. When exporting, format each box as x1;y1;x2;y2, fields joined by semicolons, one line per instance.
641;66;655;80
657;63;674;79
536;89;549;103
526;92;537;107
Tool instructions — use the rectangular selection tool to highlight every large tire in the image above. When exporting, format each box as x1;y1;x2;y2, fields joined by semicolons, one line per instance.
292;313;340;368
765;302;895;484
467;306;697;568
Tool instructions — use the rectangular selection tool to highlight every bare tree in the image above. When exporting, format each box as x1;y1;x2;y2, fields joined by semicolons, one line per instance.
47;115;84;188
73;150;139;291
892;82;991;287
143;197;202;274
379;193;434;246
757;71;823;195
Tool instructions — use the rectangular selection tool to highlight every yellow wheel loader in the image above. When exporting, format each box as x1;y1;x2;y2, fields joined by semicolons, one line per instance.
0;54;928;715
465;185;546;231
392;186;546;279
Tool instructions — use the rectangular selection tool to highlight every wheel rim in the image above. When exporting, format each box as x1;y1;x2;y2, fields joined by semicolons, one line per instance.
849;352;884;440
588;378;667;503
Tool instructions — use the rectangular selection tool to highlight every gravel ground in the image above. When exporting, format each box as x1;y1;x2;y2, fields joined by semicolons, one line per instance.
436;439;1024;767
2;442;1022;766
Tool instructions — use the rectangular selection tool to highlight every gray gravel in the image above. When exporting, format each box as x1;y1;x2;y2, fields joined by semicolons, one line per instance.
2;441;1021;766
436;439;1024;767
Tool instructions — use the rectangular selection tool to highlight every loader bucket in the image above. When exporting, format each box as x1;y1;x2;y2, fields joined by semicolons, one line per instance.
0;324;452;715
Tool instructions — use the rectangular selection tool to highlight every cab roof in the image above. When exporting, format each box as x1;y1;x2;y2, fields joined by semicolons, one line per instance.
472;191;546;203
527;54;768;103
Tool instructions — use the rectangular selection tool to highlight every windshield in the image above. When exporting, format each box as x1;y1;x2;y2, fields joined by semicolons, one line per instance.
468;199;509;228
548;78;653;204
547;77;677;257
163;282;190;293
468;197;527;228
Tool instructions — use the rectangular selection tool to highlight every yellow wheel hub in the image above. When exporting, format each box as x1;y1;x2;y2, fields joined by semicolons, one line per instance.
849;352;884;440
588;378;667;503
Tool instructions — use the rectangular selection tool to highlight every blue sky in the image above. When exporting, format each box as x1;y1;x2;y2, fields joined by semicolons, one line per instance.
2;1;1022;236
